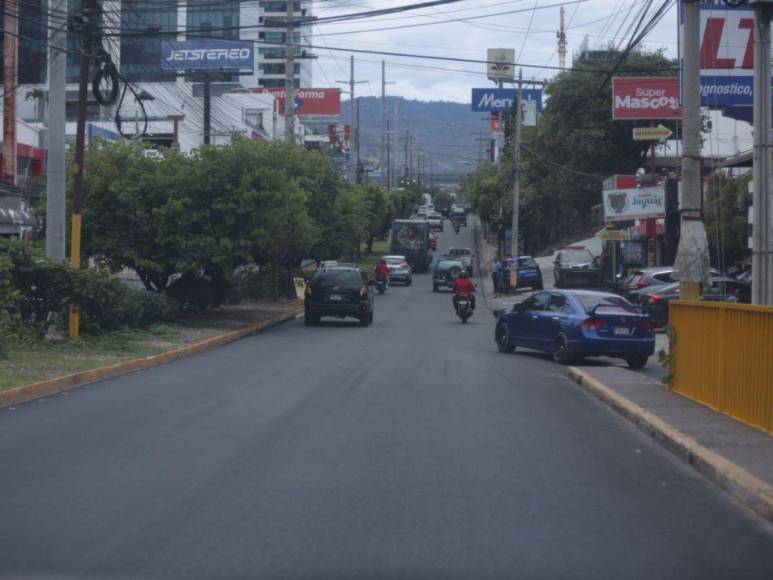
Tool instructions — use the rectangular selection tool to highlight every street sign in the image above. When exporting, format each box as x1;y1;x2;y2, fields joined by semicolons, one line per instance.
612;77;682;119
161;41;254;72
471;88;543;112
632;125;673;141
487;48;515;82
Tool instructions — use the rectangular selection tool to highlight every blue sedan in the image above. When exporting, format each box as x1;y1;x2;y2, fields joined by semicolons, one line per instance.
494;290;655;369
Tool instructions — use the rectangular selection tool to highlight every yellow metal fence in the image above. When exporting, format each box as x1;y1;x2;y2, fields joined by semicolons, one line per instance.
669;301;773;434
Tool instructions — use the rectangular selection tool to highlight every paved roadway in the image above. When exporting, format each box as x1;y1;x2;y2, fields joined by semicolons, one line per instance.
1;224;772;579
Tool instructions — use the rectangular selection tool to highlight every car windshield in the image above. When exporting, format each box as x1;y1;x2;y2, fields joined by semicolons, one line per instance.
449;249;471;256
312;270;362;288
437;260;463;269
516;257;536;268
577;294;639;314
559;250;593;264
385;257;405;265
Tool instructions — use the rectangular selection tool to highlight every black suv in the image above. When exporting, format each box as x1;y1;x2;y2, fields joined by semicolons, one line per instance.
304;267;375;326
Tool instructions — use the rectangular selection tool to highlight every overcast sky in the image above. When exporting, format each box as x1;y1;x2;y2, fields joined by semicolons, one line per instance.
310;0;750;155
311;0;679;102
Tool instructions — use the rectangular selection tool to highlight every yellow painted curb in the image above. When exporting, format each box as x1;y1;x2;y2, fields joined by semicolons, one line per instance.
567;367;773;524
0;307;303;409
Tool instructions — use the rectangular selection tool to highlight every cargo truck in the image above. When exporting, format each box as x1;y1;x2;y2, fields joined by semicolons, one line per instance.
389;219;433;273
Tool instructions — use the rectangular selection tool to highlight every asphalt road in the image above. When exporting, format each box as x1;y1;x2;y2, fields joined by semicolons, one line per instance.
2;224;772;579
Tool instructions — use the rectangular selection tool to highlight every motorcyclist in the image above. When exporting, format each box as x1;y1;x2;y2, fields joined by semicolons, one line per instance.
452;270;476;311
374;259;390;288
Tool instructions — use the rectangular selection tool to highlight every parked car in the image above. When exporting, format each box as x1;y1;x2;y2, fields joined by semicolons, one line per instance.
553;247;603;288
494;290;655;369
642;277;751;327
447;247;474;275
620;266;721;301
383;255;413;286
432;258;466;292
505;255;543;290
304;266;375;327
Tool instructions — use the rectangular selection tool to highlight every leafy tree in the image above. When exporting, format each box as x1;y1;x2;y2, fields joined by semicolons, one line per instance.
704;171;751;270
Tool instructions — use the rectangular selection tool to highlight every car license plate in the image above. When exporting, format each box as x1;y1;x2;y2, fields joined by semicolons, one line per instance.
613;326;630;336
328;294;343;301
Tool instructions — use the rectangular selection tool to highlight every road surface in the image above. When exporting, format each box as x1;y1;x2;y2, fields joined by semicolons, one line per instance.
1;223;772;579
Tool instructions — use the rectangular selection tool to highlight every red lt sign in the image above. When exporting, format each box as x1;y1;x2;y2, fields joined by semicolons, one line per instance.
700;12;753;70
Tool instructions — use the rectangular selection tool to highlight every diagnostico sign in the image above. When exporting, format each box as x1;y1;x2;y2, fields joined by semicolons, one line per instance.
612;77;682;120
161;41;254;72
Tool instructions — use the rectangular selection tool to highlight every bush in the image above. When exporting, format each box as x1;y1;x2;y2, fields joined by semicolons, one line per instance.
0;254;19;312
166;274;225;313
71;269;178;332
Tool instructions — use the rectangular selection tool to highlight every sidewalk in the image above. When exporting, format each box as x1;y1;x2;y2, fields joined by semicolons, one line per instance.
569;365;773;522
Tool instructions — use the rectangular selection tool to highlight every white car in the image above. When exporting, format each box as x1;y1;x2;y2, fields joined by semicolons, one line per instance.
382;255;413;285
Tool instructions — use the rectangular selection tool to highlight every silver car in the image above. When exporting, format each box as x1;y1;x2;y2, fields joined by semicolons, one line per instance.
383;255;413;286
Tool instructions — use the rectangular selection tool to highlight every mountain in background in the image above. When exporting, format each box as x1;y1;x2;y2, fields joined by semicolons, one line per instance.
340;96;490;182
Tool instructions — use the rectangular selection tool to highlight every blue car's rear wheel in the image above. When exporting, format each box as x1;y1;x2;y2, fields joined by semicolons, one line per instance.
495;322;515;353
626;354;648;369
552;332;573;364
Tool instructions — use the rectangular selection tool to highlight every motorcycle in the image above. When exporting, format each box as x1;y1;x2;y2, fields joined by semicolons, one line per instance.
455;293;473;323
376;277;388;295
453;223;460;234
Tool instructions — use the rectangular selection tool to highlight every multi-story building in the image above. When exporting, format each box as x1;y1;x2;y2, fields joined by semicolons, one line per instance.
254;1;314;89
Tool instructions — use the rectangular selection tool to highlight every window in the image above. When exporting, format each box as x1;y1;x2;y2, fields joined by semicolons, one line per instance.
120;0;178;82
653;272;673;283
547;294;571;313
517;257;537;268
313;270;362;289
259;78;286;88
576;294;638;314
522;293;550;312
244;110;264;130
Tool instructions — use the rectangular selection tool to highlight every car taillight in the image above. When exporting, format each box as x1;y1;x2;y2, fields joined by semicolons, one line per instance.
639;320;655;334
360;286;369;299
634;276;647;289
582;318;605;332
646;293;663;304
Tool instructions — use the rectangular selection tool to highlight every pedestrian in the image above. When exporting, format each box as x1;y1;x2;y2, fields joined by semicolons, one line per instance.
501;260;511;294
492;259;501;294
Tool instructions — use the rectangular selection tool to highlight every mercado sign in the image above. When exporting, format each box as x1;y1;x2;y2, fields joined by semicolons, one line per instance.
470;88;543;112
603;185;666;223
679;0;754;107
161;41;254;72
612;77;682;119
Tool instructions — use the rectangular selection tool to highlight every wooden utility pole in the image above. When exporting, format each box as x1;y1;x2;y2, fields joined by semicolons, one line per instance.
510;69;523;264
69;0;95;338
2;0;18;184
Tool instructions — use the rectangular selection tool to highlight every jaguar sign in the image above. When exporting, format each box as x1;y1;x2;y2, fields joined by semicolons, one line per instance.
603;185;666;222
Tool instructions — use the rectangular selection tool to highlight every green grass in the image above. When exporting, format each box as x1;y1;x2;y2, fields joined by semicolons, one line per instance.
0;324;184;391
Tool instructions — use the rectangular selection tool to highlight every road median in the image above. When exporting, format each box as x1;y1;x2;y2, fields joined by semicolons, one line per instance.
0;307;302;409
567;366;773;523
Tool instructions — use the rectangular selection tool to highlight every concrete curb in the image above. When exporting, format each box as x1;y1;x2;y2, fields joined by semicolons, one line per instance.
567;367;773;524
0;307;303;409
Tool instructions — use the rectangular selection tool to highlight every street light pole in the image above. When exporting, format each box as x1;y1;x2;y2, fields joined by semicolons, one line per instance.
510;69;523;266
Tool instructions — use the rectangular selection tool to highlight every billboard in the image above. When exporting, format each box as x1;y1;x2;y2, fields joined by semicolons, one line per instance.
612;77;682;119
679;1;753;107
487;48;515;82
603;185;666;223
471;88;543;113
161;41;254;72
254;88;341;118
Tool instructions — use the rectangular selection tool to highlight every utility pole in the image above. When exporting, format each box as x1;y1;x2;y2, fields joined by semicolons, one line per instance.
393;100;399;189
335;56;362;183
46;0;67;263
69;0;96;338
381;61;386;187
510;69;523;263
386;118;392;192
355;98;361;184
203;75;211;145
752;0;773;305
284;0;295;143
2;0;18;185
674;0;710;300
404;130;410;183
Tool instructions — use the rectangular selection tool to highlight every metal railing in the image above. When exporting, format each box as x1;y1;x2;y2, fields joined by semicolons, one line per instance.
669;301;773;434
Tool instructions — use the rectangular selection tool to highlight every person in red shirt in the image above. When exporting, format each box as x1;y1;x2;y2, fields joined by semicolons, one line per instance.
452;271;476;310
374;259;390;288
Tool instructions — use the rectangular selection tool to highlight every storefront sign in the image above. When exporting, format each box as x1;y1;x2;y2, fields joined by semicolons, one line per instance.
471;88;543;112
161;41;254;71
254;88;341;117
612;77;681;119
603;185;666;222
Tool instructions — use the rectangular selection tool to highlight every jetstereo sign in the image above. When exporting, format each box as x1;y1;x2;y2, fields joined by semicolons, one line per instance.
471;88;543;113
612;77;682;120
679;0;753;107
161;41;254;72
